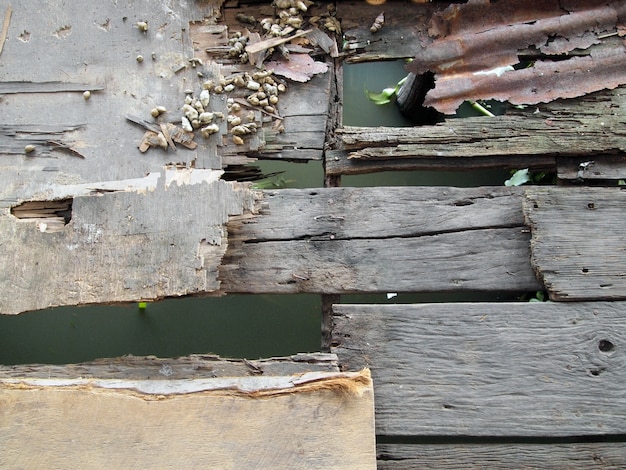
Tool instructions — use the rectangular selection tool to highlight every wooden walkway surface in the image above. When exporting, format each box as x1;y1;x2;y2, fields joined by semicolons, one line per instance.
2;0;626;468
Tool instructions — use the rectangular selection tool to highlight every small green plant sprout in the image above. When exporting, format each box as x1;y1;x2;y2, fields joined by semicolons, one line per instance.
138;301;148;310
517;290;548;302
364;76;408;105
251;175;293;189
529;291;547;303
505;168;553;186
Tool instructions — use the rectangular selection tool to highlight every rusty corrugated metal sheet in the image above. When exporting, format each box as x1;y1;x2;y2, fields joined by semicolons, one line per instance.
408;0;626;114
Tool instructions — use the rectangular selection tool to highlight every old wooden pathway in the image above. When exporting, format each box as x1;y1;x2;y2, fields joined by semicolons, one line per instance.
2;0;626;467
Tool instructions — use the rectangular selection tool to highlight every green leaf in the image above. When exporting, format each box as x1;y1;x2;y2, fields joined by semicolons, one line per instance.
138;301;148;310
504;169;531;186
364;87;397;105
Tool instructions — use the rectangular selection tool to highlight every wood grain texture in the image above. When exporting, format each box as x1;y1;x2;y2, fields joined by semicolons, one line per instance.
377;443;626;469
332;302;626;436
524;187;626;300
219;186;541;294
0;369;376;469
0;353;339;379
0;171;255;314
0;0;224;206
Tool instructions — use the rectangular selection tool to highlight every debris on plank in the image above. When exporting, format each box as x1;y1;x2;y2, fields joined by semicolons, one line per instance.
407;0;626;114
266;53;329;82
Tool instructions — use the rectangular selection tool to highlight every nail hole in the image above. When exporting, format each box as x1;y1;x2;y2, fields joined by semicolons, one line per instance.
598;339;615;352
581;267;589;273
587;202;595;209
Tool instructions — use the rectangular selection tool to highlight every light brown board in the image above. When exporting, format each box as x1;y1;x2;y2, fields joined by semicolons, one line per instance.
524;187;626;300
332;302;626;437
377;443;626;469
0;369;376;469
219;186;541;294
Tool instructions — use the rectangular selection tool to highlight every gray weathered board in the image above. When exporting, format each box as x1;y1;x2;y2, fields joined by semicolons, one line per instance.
332;302;626;437
524;186;626;301
0;362;376;469
327;86;626;176
0;0;332;211
0;170;254;315
219;186;541;294
376;443;626;469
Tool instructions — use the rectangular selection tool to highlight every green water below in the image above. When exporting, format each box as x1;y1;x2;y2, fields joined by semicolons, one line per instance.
0;61;516;365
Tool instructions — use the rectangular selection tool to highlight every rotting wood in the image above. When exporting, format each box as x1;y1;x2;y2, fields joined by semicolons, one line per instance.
557;155;626;182
0;353;339;379
376;442;626;469
338;0;439;63
332;301;626;437
0;368;376;469
219;186;540;294
0;169;255;315
524;187;626;301
337;112;626;160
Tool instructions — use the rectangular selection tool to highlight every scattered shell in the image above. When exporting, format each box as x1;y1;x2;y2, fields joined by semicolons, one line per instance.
199;89;210;107
181;116;193;132
231;125;251;136
227;115;242;126
264;105;276;114
232;135;245;145
269;95;279;105
24;144;36;154
213;85;224;94
189;57;203;67
150;107;161;118
277;83;286;93
224;84;235;92
199;112;214;123
246;110;256;122
235;12;256;25
83;90;91;100
136;21;148;32
230;102;241;113
203;80;215;91
296;0;308;12
151;52;157;60
156;105;167;114
247;94;260;106
182;104;199;121
136;55;144;63
200;123;220;138
246;80;261;91
191;119;201;129
233;75;246;88
370;12;384;33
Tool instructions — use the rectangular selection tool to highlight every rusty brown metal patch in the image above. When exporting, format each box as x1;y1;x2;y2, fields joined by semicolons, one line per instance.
408;0;626;114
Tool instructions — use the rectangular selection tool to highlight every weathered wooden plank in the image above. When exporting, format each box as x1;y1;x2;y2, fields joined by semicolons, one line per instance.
337;113;626;160
332;302;626;436
338;1;439;63
220;186;540;294
0;368;376;469
377;442;626;469
230;186;525;240
557;155;626;181
0;170;255;315
524;187;626;301
325;149;556;175
0;0;225;205
0;353;339;379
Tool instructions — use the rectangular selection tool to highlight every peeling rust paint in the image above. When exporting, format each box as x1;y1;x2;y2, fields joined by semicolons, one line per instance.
408;0;626;114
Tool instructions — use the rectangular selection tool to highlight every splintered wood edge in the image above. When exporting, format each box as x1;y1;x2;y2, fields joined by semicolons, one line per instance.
0;368;372;400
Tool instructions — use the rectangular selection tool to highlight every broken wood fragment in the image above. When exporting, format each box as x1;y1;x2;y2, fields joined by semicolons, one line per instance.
0;5;12;56
244;28;312;55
